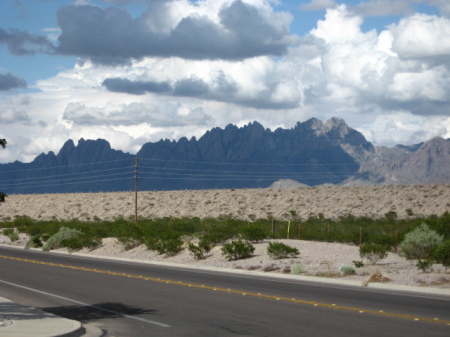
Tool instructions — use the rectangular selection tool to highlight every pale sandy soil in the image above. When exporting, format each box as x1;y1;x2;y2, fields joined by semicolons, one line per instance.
1;185;449;292
1;184;450;221
1;234;449;291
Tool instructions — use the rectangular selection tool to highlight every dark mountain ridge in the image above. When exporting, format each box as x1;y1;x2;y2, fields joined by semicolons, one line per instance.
0;117;448;194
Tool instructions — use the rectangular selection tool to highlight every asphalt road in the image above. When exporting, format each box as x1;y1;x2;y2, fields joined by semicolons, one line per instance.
1;246;449;336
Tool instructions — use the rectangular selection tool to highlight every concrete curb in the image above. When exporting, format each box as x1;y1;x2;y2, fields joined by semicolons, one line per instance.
0;296;84;337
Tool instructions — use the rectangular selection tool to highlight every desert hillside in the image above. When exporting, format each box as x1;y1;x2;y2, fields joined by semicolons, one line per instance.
1;184;449;221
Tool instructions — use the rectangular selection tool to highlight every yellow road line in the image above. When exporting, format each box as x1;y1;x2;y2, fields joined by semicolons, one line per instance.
1;254;449;326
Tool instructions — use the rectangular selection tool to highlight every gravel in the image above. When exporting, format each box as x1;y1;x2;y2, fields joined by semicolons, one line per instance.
1;234;449;290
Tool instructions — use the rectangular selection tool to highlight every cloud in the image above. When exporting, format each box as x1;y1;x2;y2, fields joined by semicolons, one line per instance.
102;78;171;95
0;73;27;91
389;13;450;59
301;0;337;11
353;0;413;17
62;101;212;127
0;27;54;55
0;107;30;124
55;1;297;64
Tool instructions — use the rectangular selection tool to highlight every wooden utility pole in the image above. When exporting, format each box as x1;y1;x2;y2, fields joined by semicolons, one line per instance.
134;156;138;223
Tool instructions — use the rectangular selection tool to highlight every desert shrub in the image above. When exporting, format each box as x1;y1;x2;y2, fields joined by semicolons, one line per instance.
145;233;183;257
61;236;102;252
433;240;450;267
352;260;365;268
2;228;14;236
359;243;389;264
340;265;356;275
399;223;443;260
362;268;390;286
291;263;306;275
221;240;255;261
9;231;19;242
202;226;238;246
416;259;434;273
241;224;267;242
25;235;43;249
188;240;211;260
42;227;82;251
267;242;299;259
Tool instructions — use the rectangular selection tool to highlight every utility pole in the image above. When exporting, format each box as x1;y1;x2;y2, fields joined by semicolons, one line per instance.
135;156;138;223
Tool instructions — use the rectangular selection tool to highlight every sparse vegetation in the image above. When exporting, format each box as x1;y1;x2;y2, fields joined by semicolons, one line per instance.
433;240;450;267
352;260;365;268
399;223;443;260
359;243;389;265
267;242;299;259
42;227;82;251
291;263;306;275
221;239;255;261
188;240;211;259
340;265;356;275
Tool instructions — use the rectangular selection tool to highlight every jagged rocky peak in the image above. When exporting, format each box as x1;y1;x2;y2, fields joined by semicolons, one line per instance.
324;117;351;136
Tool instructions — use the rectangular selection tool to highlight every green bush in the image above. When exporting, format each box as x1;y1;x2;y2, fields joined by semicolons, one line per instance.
9;231;19;242
61;236;102;252
416;259;434;273
267;242;299;259
188;240;211;260
399;223;443;260
241;225;267;242
42;227;82;251
359;243;389;264
291;263;306;275
25;235;43;249
202;226;238;245
145;233;183;257
221;240;255;261
433;240;450;267
340;265;356;275
352;260;365;268
2;228;14;236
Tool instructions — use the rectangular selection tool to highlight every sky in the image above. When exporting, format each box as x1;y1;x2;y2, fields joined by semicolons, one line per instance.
1;0;450;164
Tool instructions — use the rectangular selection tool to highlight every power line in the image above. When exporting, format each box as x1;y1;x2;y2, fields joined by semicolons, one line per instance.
0;158;134;174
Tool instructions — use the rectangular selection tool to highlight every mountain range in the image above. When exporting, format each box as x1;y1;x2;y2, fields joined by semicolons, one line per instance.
1;117;449;194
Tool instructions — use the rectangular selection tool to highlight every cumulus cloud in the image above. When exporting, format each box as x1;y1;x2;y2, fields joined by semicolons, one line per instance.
301;0;337;11
55;0;297;64
389;13;450;59
62;101;212;127
0;107;30;124
0;27;54;55
353;0;413;17
0;73;27;91
102;78;171;95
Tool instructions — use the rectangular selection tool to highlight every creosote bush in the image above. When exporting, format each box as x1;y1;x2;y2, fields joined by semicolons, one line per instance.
291;263;306;275
340;265;356;275
433;240;450;267
399;223;443;260
267;242;299;259
145;233;183;257
188;240;211;260
359;243;389;265
221;239;255;261
241;224;267;242
416;259;434;273
42;227;82;251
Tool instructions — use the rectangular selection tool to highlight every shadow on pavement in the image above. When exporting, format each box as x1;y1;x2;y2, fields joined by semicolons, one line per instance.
0;302;56;320
41;302;157;323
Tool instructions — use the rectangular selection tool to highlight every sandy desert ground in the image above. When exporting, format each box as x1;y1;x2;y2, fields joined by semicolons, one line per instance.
1;234;449;291
1;184;450;221
1;184;450;292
